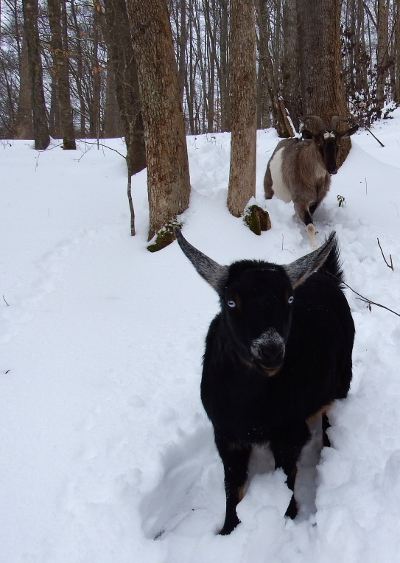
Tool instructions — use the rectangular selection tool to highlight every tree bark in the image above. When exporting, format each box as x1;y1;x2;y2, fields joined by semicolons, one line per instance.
376;0;389;111
14;32;34;139
103;60;122;138
22;0;50;150
48;0;76;149
282;0;302;131
219;0;231;131
70;0;86;136
227;0;257;217
127;0;191;242
101;0;146;175
297;0;350;164
90;6;101;139
394;0;400;103
256;0;293;137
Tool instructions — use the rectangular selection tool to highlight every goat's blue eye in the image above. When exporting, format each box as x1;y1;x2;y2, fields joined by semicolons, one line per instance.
227;300;236;308
288;296;294;304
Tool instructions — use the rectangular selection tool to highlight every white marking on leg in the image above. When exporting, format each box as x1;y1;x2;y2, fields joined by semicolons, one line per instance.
306;223;317;249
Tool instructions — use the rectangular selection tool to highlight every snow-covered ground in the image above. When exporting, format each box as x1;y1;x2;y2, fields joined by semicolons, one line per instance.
1;113;400;563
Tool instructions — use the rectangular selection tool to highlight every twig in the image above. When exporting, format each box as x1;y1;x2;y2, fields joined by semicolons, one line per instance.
75;141;126;161
377;238;394;270
127;173;135;236
35;151;41;171
3;295;9;306
365;127;385;147
328;274;400;317
365;177;368;195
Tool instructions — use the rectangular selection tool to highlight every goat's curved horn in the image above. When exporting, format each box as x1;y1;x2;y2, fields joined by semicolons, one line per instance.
174;227;229;294
330;116;348;131
301;115;326;132
284;232;337;288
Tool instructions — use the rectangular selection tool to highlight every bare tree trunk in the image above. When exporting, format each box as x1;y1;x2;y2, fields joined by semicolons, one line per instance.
219;0;230;131
49;74;61;137
256;0;293;137
48;0;76;149
185;1;196;134
282;0;301;131
297;0;350;164
100;0;145;175
177;0;187;102
376;0;389;110
394;0;400;103
127;0;191;245
70;0;86;136
22;0;50;150
14;32;34;139
227;0;257;216
90;7;101;139
103;60;121;137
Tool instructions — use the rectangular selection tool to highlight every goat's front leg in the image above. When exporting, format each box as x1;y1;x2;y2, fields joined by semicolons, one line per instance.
269;422;310;519
214;434;252;535
294;202;317;249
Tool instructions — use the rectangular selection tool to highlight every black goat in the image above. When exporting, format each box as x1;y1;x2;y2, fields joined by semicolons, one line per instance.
174;228;354;535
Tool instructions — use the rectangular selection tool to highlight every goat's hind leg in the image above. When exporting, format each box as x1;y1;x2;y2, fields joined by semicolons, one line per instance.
214;434;252;535
270;422;311;519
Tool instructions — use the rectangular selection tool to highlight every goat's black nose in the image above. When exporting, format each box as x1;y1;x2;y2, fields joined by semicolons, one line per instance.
259;346;284;367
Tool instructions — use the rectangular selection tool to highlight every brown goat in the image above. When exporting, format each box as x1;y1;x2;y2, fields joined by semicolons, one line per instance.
264;116;358;247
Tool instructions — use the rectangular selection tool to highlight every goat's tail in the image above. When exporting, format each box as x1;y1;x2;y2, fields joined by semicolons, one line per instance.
320;236;345;287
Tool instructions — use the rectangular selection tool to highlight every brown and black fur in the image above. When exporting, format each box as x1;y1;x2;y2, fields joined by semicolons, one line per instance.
264;117;358;247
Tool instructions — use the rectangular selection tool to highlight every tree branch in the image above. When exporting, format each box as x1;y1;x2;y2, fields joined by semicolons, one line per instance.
377;238;394;270
327;274;400;317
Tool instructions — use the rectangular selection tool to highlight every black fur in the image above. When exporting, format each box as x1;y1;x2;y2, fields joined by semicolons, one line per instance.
198;239;354;535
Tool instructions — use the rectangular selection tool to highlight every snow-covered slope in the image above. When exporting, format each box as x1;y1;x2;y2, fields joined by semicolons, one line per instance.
1;113;400;563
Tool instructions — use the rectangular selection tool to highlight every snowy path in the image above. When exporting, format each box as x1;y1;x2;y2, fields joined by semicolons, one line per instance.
1;116;400;562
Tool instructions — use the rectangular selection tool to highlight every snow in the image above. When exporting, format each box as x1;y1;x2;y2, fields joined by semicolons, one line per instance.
1;112;400;562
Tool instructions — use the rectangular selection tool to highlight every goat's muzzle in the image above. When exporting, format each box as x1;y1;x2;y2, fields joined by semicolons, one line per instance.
256;348;285;377
251;329;285;377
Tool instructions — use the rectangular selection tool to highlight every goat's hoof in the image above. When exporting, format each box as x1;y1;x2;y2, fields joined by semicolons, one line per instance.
218;517;240;535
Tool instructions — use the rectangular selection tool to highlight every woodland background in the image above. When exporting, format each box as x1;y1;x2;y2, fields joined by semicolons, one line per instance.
1;0;399;142
1;0;399;244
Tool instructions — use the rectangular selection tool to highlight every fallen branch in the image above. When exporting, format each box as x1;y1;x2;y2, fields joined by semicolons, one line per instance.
377;238;394;270
3;295;9;306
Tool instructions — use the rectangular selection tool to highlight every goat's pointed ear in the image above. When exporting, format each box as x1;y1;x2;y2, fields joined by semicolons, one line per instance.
301;129;314;140
174;227;229;293
284;232;337;289
341;124;359;137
